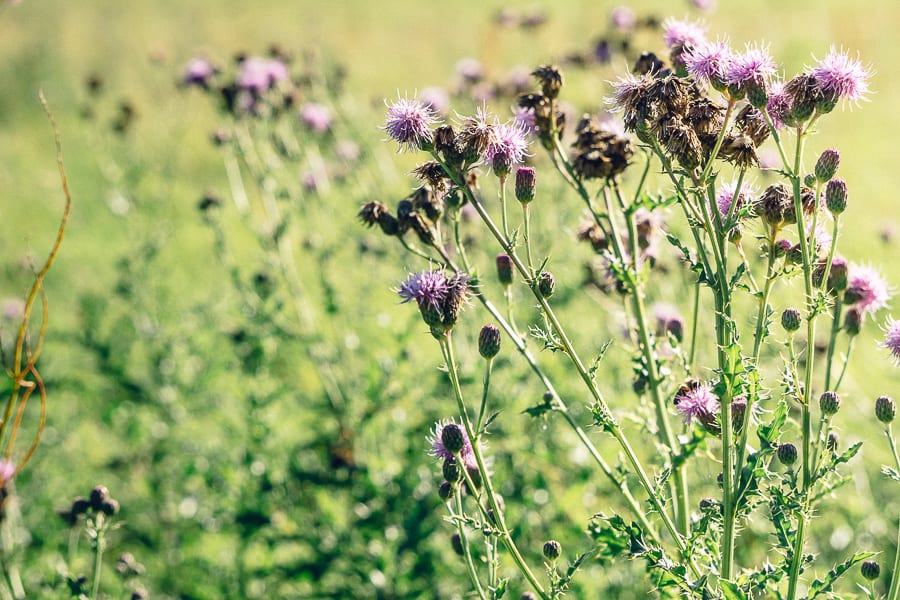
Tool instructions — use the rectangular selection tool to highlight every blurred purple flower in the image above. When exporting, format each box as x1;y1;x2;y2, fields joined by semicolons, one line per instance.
883;318;900;364
811;46;871;105
420;86;450;115
610;6;637;32
0;460;14;483
2;298;24;321
299;103;332;134
514;107;539;137
456;58;484;83
181;57;216;87
845;263;891;314
662;17;707;49
717;180;756;219
238;57;288;92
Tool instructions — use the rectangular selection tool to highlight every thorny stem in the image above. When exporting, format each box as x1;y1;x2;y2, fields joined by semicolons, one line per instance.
427;243;659;541
452;494;488;600
440;336;548;599
786;121;817;600
887;427;900;600
608;183;689;537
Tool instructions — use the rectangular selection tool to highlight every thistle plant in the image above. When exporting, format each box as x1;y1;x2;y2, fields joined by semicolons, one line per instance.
364;16;899;599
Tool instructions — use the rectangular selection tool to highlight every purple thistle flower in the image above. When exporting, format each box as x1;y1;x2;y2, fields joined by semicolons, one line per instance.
181;57;216;88
299;103;332;134
883;318;900;364
0;459;14;483
684;39;734;86
845;263;891;314
717;180;756;219
765;79;792;130
384;96;436;152
398;270;449;311
692;0;717;10
726;43;777;87
674;382;719;425
485;121;529;176
429;420;476;468
514;106;539;137
662;17;707;49
811;46;871;106
238;57;288;92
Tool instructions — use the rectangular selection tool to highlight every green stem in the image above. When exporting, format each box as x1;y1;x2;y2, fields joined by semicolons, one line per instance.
834;337;854;392
823;299;842;392
522;203;536;276
440;336;548;599
477;358;493;434
499;176;510;240
453;494;488;600
91;517;106;600
688;279;701;373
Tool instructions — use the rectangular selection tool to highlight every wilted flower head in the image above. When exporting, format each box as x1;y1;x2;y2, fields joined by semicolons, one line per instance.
662;17;707;49
429;420;476;468
684;39;734;87
674;380;719;425
883;318;900;364
238;57;288;92
299;103;331;134
844;263;891;314
811;46;871;106
384;96;436;152
653;302;685;342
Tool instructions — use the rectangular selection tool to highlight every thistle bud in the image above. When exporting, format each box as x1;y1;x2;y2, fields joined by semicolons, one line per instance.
773;239;792;258
496;254;514;286
520;594;537;600
825;178;848;214
515;167;536;204
100;499;120;516
777;442;798;466
876;395;895;424
781;308;802;332
826;432;839;452
861;560;881;581
731;398;748;434
844;307;863;337
451;532;465;556
441;424;466;455
542;539;562;561
759;183;795;228
746;79;768;110
819;391;840;416
537;271;555;298
478;324;502;359
443;458;462;482
803;173;817;188
815;148;840;182
438;481;455;501
465;466;482;492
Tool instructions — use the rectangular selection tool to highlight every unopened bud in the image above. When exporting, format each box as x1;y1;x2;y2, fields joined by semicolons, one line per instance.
451;532;465;556
803;173;817;188
478;324;502;359
861;560;881;581
876;395;895;424
819;391;840;416
515;167;536;204
542;539;562;561
441;424;466;455
826;432;839;452
443;458;462;482
438;481;455;501
777;442;798;466
90;486;110;511
815;148;840;182
844;307;863;337
496;254;514;286
537;271;555;298
825;178;847;214
781;308;802;332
